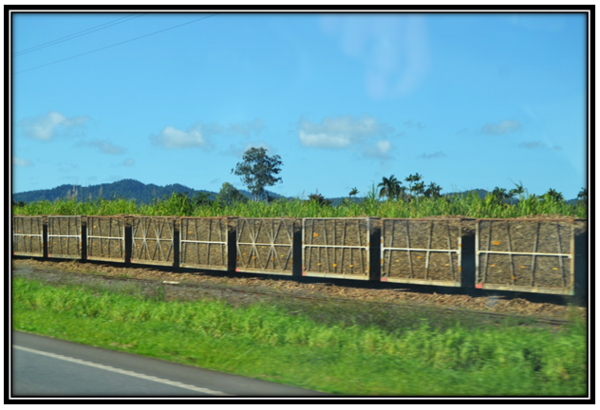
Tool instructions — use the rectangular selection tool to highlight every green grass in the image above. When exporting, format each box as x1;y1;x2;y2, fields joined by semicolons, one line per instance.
12;276;587;396
12;190;587;219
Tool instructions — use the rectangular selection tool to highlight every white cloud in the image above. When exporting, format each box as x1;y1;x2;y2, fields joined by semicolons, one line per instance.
150;119;263;150
18;111;89;140
298;115;394;149
320;15;430;99
518;141;562;151
87;140;125;155
150;126;209;149
519;141;544;149
299;131;352;149
481;120;522;135
13;157;33;167
404;120;425;129
363;140;393;159
418;151;446;160
123;158;135;166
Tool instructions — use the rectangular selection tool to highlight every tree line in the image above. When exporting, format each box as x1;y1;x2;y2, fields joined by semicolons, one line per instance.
227;147;587;208
12;147;588;210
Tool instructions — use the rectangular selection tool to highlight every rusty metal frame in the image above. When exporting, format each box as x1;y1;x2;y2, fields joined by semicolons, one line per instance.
131;216;174;266
12;216;44;257
475;218;575;295
236;218;294;275
180;217;229;271
87;216;125;262
47;216;82;259
302;217;371;280
380;218;462;287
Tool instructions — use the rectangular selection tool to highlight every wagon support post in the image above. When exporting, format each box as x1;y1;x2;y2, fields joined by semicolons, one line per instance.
573;219;588;303
42;217;48;260
125;215;133;266
81;215;88;262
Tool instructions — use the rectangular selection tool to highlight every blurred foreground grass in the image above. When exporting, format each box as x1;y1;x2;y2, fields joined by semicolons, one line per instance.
12;276;587;396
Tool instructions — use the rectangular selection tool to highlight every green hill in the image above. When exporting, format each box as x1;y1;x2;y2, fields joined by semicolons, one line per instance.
12;179;286;205
13;179;216;205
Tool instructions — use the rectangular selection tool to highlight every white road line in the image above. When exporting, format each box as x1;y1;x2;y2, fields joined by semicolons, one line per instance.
13;345;231;396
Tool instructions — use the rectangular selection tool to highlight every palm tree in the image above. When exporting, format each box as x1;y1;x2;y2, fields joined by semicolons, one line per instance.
413;181;425;196
397;185;408;202
577;187;587;203
405;173;423;196
491;187;510;204
378;175;402;201
508;180;526;203
543;188;564;202
349;187;359;200
412;180;426;206
424;182;442;199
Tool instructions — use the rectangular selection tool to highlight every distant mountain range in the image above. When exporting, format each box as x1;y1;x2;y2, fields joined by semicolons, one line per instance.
12;179;578;205
12;179;282;205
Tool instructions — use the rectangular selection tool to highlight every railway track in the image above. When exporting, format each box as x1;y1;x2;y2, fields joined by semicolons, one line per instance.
63;271;574;328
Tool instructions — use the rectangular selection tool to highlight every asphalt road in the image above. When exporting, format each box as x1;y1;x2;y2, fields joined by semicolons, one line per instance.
11;331;331;397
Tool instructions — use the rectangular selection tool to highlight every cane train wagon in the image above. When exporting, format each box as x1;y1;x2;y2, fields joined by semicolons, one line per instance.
12;215;588;297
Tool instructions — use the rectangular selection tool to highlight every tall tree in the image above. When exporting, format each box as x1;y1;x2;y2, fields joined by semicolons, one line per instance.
232;147;283;202
377;175;402;201
217;182;247;206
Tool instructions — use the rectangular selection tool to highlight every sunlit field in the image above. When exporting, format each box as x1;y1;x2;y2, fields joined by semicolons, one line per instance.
12;189;586;219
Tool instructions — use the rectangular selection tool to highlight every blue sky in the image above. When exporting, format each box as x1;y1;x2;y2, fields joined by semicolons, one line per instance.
12;12;588;200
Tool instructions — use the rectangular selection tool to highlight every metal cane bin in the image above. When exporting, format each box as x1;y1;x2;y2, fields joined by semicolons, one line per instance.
180;217;231;271
13;215;44;257
380;218;467;287
47;215;82;259
87;215;126;263
302;217;378;280
475;218;577;295
236;218;296;275
131;216;175;266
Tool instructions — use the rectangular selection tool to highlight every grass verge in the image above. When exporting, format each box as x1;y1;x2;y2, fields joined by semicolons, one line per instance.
12;276;587;396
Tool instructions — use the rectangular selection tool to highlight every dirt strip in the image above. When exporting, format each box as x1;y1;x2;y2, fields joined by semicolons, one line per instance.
11;258;586;321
